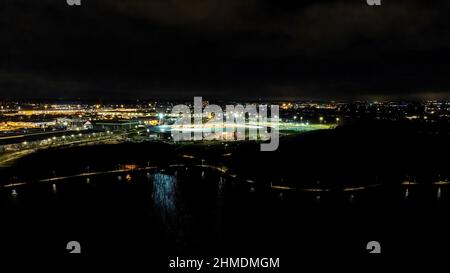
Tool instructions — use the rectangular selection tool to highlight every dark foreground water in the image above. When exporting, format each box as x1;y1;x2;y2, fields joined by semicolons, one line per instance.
1;165;449;268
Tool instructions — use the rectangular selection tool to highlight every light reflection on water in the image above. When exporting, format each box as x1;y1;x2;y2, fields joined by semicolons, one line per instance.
151;173;192;249
152;173;177;223
150;172;228;248
217;176;225;199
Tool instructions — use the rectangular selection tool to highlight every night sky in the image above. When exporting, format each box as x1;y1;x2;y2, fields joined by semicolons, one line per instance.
1;0;450;100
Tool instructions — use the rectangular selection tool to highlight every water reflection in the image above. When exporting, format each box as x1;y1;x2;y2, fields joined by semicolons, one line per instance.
152;173;177;221
217;176;225;198
214;176;225;240
349;194;355;203
151;173;191;249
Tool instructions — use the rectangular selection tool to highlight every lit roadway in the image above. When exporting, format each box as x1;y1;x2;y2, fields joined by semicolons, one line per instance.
0;130;132;167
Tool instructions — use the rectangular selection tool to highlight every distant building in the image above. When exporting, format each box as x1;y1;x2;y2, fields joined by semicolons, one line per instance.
56;118;89;130
93;120;142;131
83;121;93;130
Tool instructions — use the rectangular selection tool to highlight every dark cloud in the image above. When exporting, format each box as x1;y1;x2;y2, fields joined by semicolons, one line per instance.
1;0;450;100
100;0;450;56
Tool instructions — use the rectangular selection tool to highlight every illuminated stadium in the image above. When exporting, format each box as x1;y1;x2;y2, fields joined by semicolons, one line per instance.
150;121;335;141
